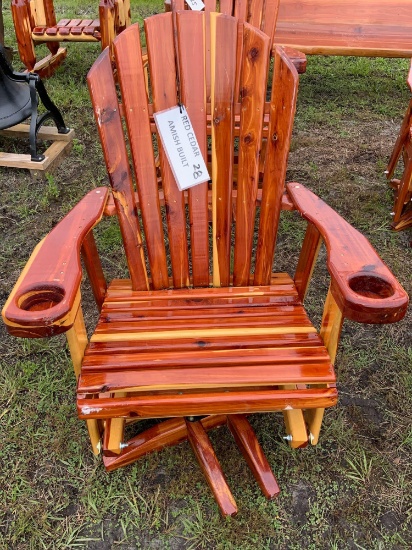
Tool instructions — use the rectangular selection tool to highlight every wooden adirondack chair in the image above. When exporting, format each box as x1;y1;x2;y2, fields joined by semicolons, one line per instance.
11;0;130;78
386;61;412;232
2;12;408;516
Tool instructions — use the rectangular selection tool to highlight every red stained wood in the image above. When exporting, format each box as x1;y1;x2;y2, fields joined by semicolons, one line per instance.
294;222;322;302
227;414;280;499
45;27;58;36
103;415;227;471
210;13;237;286
145;13;190;288
254;47;299;285
88;50;149;291
233;23;270;286
275;0;412;57
177;11;209;287
78;388;338;419
58;27;71;36
81;231;107;312
56;19;71;27
113;25;169;289
2;188;108;335
287;182;409;323
185;419;238;517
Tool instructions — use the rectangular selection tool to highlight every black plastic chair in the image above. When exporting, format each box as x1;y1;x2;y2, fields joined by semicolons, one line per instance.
0;44;69;161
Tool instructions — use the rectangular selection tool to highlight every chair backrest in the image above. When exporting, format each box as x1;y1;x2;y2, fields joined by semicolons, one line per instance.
88;11;298;291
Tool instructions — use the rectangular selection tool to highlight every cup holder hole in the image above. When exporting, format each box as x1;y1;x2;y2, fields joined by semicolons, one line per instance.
349;275;394;299
18;286;65;312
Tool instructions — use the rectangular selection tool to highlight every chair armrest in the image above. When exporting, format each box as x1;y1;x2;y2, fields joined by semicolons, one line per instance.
286;182;409;323
2;188;109;338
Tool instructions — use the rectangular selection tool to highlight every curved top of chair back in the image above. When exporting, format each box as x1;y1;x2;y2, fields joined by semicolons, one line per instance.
88;12;298;291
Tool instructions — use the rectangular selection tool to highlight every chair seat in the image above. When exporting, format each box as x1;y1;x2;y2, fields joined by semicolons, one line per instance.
32;19;101;42
77;275;337;419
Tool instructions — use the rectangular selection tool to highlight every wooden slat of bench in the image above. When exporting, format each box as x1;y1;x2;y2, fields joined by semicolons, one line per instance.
78;355;334;393
86;331;324;354
78;388;338;419
275;22;412;57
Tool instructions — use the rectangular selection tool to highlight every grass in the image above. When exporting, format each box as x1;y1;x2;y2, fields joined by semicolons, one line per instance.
1;1;412;548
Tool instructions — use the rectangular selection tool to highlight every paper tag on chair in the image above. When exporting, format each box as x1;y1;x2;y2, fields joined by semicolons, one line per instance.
154;105;210;191
185;0;205;11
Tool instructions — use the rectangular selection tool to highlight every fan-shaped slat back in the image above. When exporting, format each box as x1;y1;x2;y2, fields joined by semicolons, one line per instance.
254;47;299;285
87;50;148;291
210;13;238;286
233;23;271;286
114;26;169;290
177;11;210;287
145;13;190;288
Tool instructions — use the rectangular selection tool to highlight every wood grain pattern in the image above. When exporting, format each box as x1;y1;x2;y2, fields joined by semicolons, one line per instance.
233;23;270;286
254;47;299;285
114;25;169;289
145;12;190;288
185;419;238;517
81;231;107;311
227;414;280;498
102;415;228;471
210;13;237;286
275;0;412;57
286;182;409;323
78;388;338;419
2;188;108;335
177;11;209;287
88;50;149;291
293;222;322;302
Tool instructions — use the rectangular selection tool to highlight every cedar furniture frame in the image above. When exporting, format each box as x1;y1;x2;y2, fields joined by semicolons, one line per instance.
11;0;130;78
274;0;412;58
2;13;408;516
386;62;412;232
0;43;74;170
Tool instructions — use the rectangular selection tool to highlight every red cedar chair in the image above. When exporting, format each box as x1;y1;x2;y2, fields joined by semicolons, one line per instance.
2;12;408;516
386;61;412;232
11;0;130;78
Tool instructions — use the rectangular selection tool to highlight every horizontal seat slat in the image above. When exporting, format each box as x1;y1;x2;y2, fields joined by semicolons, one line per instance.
77;388;339;419
86;331;324;354
94;314;312;333
90;326;317;343
82;345;331;371
78;359;335;394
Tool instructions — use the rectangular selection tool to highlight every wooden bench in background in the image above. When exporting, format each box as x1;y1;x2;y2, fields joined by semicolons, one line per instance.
274;0;412;57
11;0;130;78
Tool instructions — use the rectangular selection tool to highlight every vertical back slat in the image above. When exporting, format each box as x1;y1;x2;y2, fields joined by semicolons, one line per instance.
204;0;217;103
177;11;210;287
145;13;190;288
114;25;169;290
233;0;248;21
261;0;280;44
247;0;265;30
254;47;299;285
219;0;233;14
87;50;148;291
233;22;270;286
210;13;238;287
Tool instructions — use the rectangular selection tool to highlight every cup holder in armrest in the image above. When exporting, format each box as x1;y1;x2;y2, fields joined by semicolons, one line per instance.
348;275;395;300
17;285;65;312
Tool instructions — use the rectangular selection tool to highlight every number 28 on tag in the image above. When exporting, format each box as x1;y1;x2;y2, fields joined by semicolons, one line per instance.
154;105;210;191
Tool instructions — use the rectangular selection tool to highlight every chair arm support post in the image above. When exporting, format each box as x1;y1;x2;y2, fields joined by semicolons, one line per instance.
2;188;109;337
286;182;409;324
81;231;107;312
294;222;322;302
